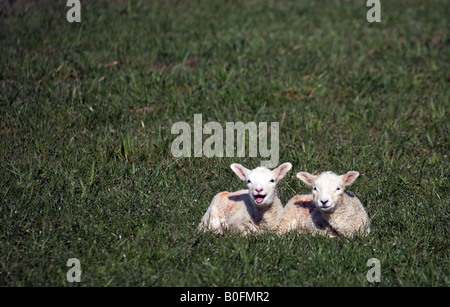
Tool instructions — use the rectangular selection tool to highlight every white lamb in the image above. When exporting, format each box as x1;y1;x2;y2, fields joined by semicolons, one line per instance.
198;162;292;235
279;171;370;237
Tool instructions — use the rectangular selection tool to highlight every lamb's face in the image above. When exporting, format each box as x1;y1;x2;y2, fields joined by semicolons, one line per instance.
246;167;277;206
230;163;292;207
297;171;360;213
311;172;344;212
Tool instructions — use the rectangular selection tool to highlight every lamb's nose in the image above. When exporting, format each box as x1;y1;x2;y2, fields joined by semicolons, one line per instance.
320;200;328;205
255;188;263;193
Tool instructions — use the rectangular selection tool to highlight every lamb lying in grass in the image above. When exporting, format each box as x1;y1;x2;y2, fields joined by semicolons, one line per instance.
198;162;292;235
279;171;370;237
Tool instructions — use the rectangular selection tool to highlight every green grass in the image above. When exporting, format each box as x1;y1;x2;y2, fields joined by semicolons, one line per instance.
0;0;448;286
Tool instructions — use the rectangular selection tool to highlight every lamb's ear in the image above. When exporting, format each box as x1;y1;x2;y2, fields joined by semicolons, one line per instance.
273;163;292;181
230;163;251;181
296;172;316;187
340;171;359;187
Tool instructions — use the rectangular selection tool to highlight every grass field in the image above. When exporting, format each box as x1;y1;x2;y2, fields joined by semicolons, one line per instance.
0;0;448;286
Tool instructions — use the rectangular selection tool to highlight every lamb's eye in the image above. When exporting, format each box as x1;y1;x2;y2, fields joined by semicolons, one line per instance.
270;179;275;183
336;187;341;191
247;180;251;184
313;187;317;191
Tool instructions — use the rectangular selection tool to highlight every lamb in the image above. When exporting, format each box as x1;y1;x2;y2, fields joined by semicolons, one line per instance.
278;171;370;237
198;162;292;235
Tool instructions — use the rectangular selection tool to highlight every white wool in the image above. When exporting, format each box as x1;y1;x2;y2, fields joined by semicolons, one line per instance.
198;163;292;235
279;171;370;237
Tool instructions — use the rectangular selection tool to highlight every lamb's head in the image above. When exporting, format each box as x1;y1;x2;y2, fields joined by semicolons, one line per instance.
297;171;359;212
230;163;292;207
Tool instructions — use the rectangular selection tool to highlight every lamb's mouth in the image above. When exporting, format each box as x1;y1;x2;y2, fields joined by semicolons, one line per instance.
253;194;266;204
319;204;334;212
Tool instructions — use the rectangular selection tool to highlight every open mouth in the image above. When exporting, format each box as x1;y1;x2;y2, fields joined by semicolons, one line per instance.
254;194;266;204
